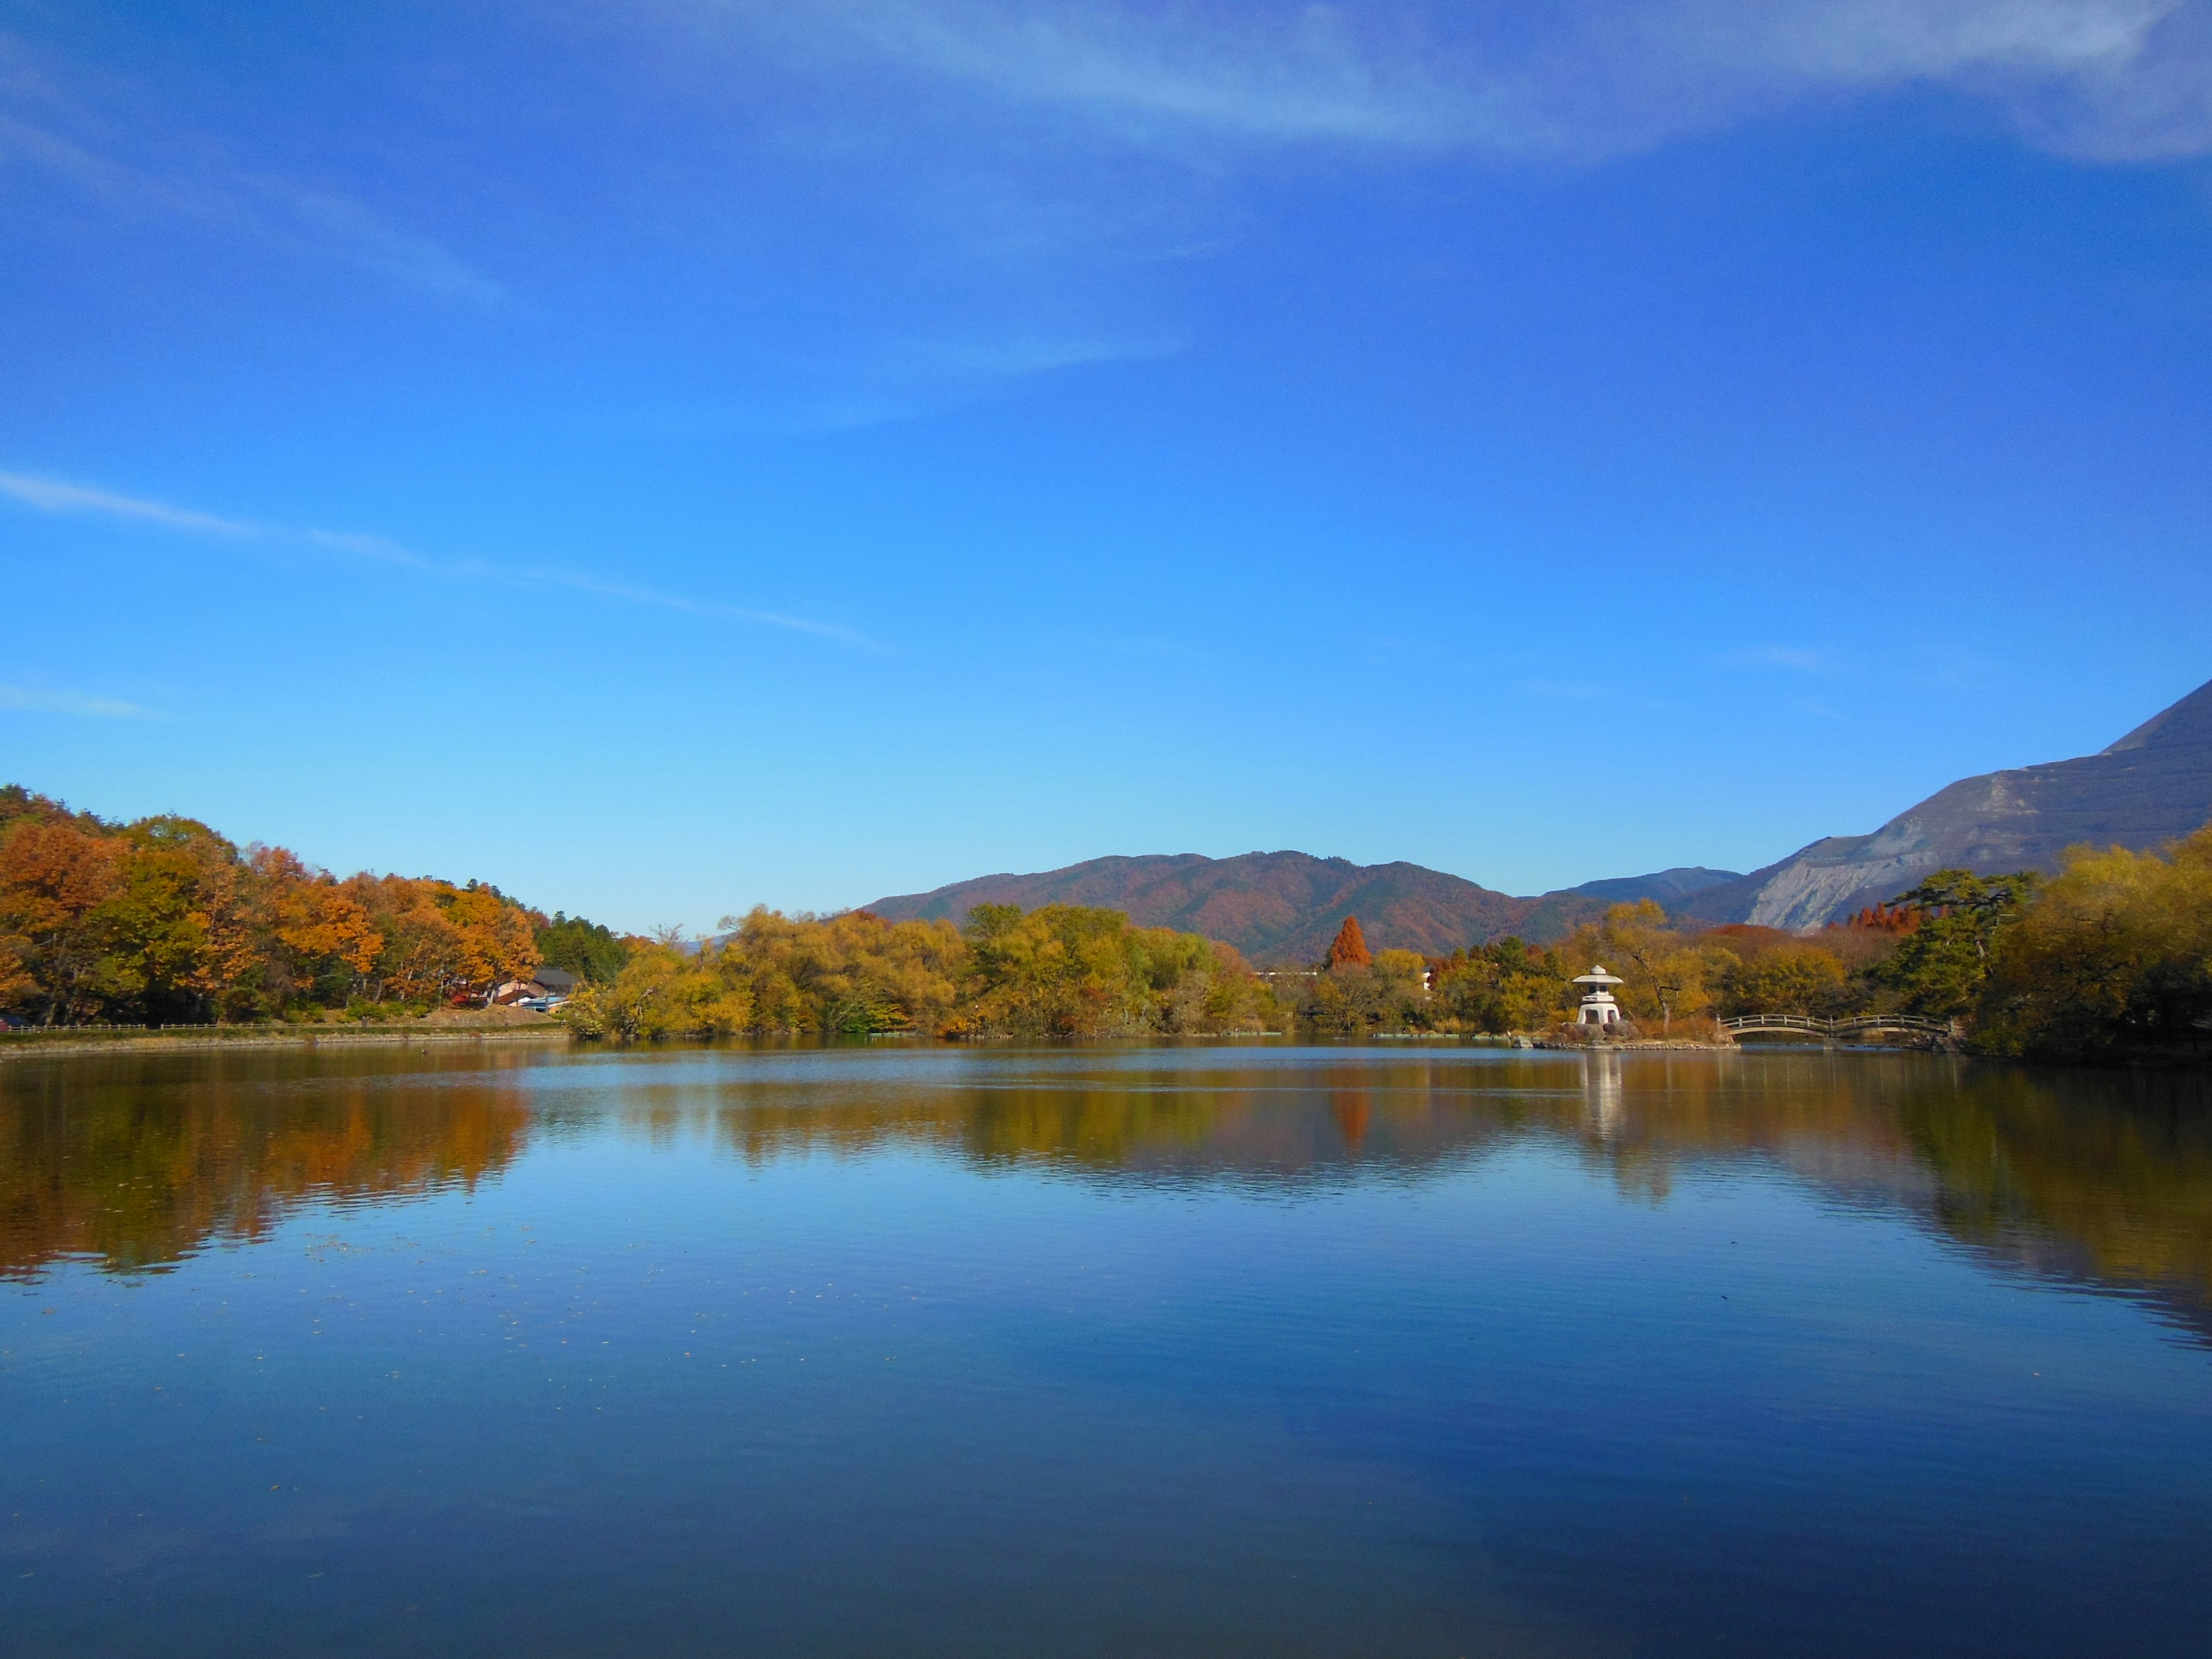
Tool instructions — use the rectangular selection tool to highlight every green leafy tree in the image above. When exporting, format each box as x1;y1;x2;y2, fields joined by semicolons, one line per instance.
1873;869;2041;1019
536;912;632;984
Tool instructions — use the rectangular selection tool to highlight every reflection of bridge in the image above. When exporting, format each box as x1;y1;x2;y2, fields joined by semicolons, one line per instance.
1721;1013;1960;1048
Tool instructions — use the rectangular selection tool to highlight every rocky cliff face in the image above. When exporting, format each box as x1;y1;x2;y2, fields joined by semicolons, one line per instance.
1686;677;2212;929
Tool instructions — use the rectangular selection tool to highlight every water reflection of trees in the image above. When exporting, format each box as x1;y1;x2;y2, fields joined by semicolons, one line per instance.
0;1048;533;1278
695;1056;1561;1187
7;1046;2210;1333
1895;1067;2212;1304
683;1051;2212;1323
1492;1053;2212;1327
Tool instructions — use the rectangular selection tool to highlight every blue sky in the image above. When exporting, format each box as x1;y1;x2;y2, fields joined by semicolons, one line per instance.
4;1;2209;932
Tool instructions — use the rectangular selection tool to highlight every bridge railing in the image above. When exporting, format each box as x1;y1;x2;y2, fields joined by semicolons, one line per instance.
1719;1013;1959;1041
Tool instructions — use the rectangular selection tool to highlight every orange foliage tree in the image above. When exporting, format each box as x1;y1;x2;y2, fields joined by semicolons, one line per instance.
0;785;547;1024
1324;915;1373;969
0;816;124;1025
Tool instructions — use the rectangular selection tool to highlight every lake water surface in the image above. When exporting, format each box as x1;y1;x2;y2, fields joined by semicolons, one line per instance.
5;1042;2210;1657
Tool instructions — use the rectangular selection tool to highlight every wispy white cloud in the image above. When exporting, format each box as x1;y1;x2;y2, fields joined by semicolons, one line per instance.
754;327;1184;430
277;188;506;306
0;31;505;303
787;0;1476;143
757;0;2212;161
300;528;869;643
1;471;870;646
511;567;874;645
1720;644;1839;673
0;683;153;718
0;471;253;535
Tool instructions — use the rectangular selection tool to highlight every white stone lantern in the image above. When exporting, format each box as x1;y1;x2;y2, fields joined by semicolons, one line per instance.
1573;965;1626;1029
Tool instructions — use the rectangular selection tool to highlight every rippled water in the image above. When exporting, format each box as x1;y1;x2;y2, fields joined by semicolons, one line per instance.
4;1041;2210;1657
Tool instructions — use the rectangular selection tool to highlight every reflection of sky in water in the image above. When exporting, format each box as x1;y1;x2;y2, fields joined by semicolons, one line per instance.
5;1046;2211;1658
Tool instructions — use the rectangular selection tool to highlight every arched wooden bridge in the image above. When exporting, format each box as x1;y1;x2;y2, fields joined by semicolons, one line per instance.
1719;1013;1960;1048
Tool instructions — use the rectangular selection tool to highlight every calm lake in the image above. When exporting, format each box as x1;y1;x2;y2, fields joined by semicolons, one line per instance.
4;1042;2210;1657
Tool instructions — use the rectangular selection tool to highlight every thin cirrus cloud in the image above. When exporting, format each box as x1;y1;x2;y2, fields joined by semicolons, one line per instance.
0;683;153;719
0;471;253;535
1721;645;1838;673
760;328;1187;431
0;31;503;304
0;472;870;647
763;0;2212;161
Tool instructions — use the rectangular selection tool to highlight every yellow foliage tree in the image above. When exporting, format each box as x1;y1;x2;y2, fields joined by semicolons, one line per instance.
1975;827;2212;1059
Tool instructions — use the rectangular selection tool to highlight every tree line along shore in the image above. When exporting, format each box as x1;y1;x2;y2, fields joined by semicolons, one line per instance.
3;785;2207;1063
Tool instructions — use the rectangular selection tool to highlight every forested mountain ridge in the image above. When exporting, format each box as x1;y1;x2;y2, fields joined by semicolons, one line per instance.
864;677;2212;952
1684;676;2212;929
862;853;1742;963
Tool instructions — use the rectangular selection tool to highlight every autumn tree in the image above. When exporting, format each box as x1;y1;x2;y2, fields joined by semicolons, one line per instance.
1430;937;1569;1032
0;785;589;1024
1324;915;1373;969
557;903;1281;1043
1974;830;2212;1059
0;819;123;1025
100;816;259;1022
721;905;965;1035
254;847;384;1009
445;882;539;988
1718;945;1851;1018
1550;902;1741;1032
557;942;753;1041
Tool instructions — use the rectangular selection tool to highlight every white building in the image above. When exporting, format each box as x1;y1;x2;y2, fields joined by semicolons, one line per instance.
1573;965;1626;1029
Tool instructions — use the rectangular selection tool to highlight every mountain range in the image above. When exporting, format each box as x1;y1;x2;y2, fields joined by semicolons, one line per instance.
863;856;1741;964
862;676;2212;960
1689;675;2212;928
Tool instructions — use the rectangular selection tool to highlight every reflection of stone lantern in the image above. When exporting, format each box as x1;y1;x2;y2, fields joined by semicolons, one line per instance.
1573;965;1626;1029
1584;1050;1624;1137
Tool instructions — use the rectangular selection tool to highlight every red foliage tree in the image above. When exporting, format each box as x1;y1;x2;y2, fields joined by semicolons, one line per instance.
1848;903;1923;935
1325;915;1373;969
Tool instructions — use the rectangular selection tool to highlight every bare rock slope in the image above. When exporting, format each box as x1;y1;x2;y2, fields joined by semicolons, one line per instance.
1685;676;2212;929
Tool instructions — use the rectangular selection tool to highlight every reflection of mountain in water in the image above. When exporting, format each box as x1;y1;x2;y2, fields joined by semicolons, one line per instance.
0;1047;535;1278
7;1044;2211;1341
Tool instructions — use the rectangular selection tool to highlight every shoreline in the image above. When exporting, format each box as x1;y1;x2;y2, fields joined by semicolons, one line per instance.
0;1025;573;1062
1;1027;1967;1062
